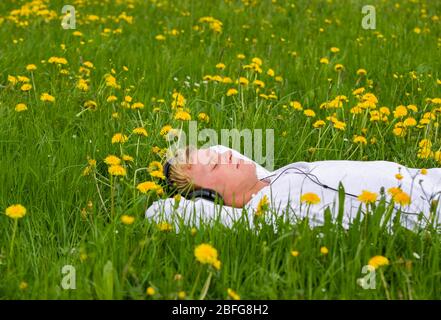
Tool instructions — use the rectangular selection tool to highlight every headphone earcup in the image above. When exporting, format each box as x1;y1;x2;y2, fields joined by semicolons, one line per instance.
186;188;223;202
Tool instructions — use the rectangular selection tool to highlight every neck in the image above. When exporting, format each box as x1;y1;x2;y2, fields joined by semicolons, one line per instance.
227;179;270;208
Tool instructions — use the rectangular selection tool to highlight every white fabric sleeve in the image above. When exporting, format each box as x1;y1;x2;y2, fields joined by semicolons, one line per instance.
145;197;253;233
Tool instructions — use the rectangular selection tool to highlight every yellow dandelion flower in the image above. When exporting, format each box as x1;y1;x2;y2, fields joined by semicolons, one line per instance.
227;288;241;300
131;102;145;109
17;76;30;83
333;121;346;130
393;127;406;137
111;133;128;144
157;222;173;232
104;155;121;166
83;100;97;110
133;127;148;136
17;76;31;83
40;93;55;102
393;191;411;206
320;246;329;255
212;75;223;82
334;64;344;71
222;76;233;84
330;47;340;53
238;77;249;86
108;165;126;176
226;88;238;96
107;95;118;102
352;87;365;96
255;195;269;217
76;78;89;91
83;61;94;68
393;105;408;118
300;192;321;205
160;125;172;136
198;112;210;123
216;62;226;70
147;161;163;173
252;57;263;66
174;110;191;121
407;104;418;112
353;135;368;145
104;74;119;88
121;215;135;225
19;281;28;290
290;101;303;110
5;204;27;219
146;286;156;296
194;243;218;265
178;291;186;299
395;173;403;180
150;170;165;180
15;103;28;112
15;74;28;82
253;79;265;88
368;255;389;269
26;64;37;71
418;139;432;148
387;187;402;196
291;250;300;257
303;109;316;117
357;190;378;204
8;75;18;85
171;92;186;108
313;120;326;128
356;68;367;76
320;57;329;64
80;252;88;262
48;57;68;65
122;155;134;162
20;83;32;91
403;117;417;127
420;168;427;175
137;181;161;194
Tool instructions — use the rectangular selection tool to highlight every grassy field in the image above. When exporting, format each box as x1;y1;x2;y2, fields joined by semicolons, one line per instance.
1;0;440;299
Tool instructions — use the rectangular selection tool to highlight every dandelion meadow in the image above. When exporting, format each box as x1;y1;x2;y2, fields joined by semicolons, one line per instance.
1;0;441;300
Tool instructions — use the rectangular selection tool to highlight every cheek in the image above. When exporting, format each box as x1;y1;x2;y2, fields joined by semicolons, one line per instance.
191;168;209;187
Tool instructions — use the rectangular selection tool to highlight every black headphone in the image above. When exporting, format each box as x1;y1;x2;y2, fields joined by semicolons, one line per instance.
163;159;224;203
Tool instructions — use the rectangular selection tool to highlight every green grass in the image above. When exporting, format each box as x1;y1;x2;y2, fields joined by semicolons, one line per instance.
0;0;440;299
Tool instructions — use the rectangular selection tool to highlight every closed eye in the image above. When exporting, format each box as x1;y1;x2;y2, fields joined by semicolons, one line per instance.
211;163;218;171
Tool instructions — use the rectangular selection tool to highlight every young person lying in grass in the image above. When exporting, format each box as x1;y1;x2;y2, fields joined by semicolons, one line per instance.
162;145;441;230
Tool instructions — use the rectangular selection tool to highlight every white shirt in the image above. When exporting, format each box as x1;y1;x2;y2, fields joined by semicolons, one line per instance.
245;160;441;230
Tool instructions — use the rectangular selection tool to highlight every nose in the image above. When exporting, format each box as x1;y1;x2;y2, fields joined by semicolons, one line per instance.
221;151;232;164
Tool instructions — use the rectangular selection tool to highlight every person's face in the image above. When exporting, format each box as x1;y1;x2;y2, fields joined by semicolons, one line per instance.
185;148;257;200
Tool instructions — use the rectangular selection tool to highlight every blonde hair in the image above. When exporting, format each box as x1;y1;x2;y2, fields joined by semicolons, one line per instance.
163;145;200;195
